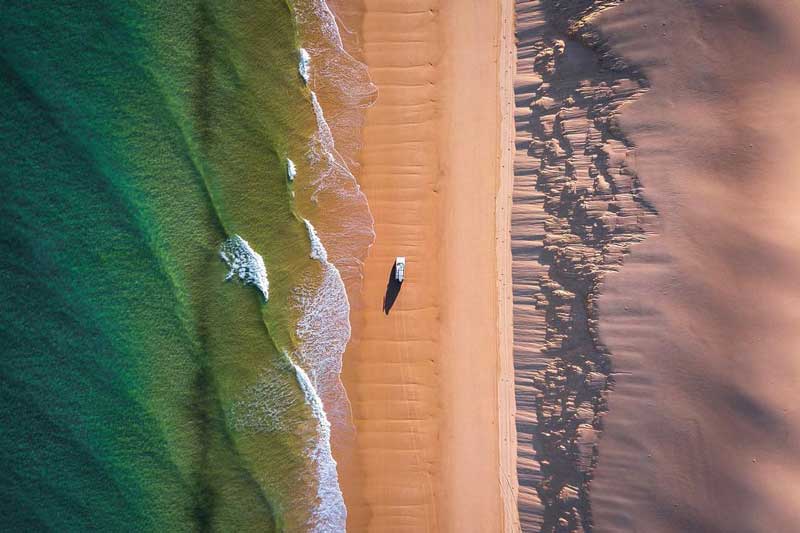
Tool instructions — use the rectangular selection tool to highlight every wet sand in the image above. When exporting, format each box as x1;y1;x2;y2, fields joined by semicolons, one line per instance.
331;0;515;530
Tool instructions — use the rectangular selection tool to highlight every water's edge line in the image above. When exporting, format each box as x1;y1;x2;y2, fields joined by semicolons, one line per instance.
291;0;378;530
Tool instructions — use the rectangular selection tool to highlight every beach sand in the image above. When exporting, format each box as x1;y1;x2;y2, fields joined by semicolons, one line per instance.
509;1;655;529
590;1;800;531
329;0;516;531
332;0;800;531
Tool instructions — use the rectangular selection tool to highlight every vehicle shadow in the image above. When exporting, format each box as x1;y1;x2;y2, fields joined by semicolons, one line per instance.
383;263;403;315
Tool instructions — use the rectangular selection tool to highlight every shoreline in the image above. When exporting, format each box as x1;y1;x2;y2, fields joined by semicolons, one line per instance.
330;0;514;529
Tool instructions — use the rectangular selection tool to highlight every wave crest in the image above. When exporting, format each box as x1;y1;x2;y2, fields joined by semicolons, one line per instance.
219;235;269;301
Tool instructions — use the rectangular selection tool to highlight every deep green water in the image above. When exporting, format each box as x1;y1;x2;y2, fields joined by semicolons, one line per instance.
0;1;332;530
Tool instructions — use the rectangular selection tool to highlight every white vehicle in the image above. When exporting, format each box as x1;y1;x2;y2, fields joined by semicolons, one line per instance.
395;256;406;282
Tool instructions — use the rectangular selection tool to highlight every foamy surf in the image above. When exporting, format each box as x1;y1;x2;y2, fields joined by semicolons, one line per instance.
299;48;311;84
232;351;347;532
304;218;328;263
292;361;347;532
286;1;379;530
294;0;376;286
294;0;376;106
307;91;340;190
271;220;350;532
302;88;374;285
219;235;269;301
292;0;374;420
295;220;351;421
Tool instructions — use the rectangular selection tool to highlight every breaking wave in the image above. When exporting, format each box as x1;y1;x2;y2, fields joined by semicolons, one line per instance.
219;235;269;301
287;158;297;182
298;48;311;84
292;361;347;532
293;0;376;286
270;1;378;530
295;219;351;421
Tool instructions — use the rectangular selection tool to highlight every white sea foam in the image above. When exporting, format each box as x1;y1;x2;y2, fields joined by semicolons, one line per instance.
306;91;339;191
299;48;311;84
292;362;347;531
287;158;297;181
294;0;376;287
232;351;347;531
282;218;352;531
287;1;379;530
219;235;269;301
294;0;376;106
295;219;351;414
304;219;328;263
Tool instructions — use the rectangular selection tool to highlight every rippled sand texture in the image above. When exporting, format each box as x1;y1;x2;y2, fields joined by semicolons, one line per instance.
332;0;509;530
588;1;800;532
511;0;655;530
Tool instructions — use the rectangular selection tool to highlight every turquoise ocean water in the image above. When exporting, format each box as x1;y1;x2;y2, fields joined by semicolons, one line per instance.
0;1;373;530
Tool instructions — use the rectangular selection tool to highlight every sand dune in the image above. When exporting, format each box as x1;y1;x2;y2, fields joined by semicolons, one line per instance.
589;1;800;532
510;0;656;530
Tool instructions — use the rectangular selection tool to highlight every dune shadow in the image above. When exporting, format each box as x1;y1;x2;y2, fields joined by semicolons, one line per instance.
383;263;403;315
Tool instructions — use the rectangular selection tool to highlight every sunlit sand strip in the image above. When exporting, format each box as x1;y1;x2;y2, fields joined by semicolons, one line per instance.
336;0;507;530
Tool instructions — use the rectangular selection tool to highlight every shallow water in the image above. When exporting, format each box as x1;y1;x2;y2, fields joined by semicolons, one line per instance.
0;0;372;530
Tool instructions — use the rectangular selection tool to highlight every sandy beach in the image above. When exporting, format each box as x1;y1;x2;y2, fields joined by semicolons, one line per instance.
330;0;516;530
331;0;800;531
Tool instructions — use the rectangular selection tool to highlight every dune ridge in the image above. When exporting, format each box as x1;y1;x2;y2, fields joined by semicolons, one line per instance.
584;1;800;531
511;1;655;530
